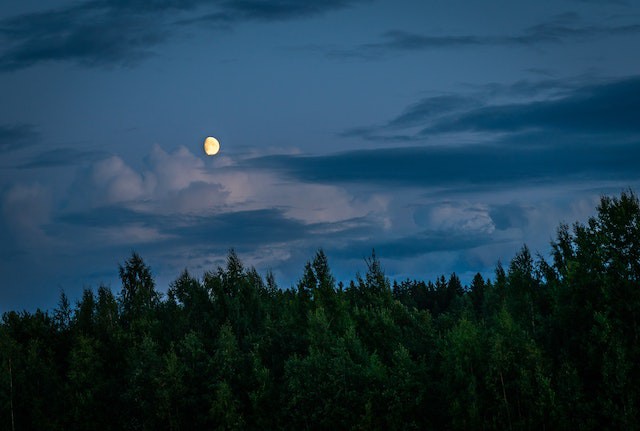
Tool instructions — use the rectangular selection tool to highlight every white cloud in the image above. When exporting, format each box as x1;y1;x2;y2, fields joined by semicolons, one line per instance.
89;155;151;205
148;144;208;193
75;144;389;228
415;201;496;234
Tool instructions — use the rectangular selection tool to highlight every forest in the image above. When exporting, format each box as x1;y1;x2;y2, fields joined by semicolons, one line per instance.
1;191;639;430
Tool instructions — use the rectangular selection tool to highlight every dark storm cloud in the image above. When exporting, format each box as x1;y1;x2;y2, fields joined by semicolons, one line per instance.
0;0;366;71
178;210;373;247
427;76;640;134
332;14;640;59
330;230;507;260
488;204;531;230
245;134;640;187
344;76;640;143
284;74;640;196
54;207;310;260
341;77;582;141
0;2;171;71
0;124;38;152
57;206;307;245
57;205;374;249
18;147;106;168
167;209;310;245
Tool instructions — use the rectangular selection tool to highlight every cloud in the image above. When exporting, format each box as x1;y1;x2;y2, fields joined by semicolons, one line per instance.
569;0;629;4
61;144;389;249
2;183;52;247
69;145;225;213
189;0;367;24
342;75;640;149
488;203;531;230
167;209;313;245
330;229;504;261
57;206;310;248
89;155;153;205
0;123;38;152
0;2;171;71
334;31;483;59
19;142;393;297
341;77;587;142
413;202;495;234
147;145;210;193
18;147;106;168
426;76;640;134
331;14;640;59
3;142;635;309
0;0;366;71
385;95;483;130
244;135;640;188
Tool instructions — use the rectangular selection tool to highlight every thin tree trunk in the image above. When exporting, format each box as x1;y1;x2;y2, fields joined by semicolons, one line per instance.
500;371;513;431
9;358;15;431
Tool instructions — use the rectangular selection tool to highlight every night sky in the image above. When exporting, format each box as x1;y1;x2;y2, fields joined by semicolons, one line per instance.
2;0;640;311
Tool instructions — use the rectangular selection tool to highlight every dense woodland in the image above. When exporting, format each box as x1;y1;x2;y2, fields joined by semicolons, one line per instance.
1;191;640;430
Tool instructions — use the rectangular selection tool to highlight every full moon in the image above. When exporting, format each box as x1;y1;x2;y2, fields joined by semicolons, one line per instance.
204;136;220;156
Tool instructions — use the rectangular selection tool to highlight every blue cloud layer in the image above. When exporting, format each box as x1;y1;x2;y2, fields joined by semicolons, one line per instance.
0;0;366;71
245;137;639;187
331;13;640;59
427;76;640;134
0;123;38;152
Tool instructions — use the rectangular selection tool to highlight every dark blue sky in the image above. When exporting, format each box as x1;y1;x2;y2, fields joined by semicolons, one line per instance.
2;0;640;311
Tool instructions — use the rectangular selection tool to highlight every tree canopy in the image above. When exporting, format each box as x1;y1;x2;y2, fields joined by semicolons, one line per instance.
2;191;640;430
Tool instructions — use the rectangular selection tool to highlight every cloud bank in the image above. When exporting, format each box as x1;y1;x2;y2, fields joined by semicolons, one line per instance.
330;13;640;59
0;0;367;71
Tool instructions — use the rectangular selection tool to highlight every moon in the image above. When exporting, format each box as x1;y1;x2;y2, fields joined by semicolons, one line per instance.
204;136;220;156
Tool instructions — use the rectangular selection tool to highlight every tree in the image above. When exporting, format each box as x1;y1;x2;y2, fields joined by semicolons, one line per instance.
507;245;540;334
66;335;102;429
469;273;486;317
53;290;72;332
119;252;159;328
210;323;245;429
75;288;96;335
441;317;483;429
549;190;640;427
347;250;393;310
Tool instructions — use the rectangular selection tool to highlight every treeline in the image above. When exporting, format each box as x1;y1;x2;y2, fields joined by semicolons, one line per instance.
1;191;640;430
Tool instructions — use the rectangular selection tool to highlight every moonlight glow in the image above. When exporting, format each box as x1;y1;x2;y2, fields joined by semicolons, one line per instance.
204;137;220;156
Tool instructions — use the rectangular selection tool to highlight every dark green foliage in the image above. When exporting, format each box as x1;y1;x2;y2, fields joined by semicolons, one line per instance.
2;192;640;429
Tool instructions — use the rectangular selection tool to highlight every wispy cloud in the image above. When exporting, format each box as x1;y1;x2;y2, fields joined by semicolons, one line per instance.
0;0;367;71
330;13;640;59
0;124;38;152
331;230;505;260
425;76;640;134
184;0;368;24
387;95;482;130
340;76;589;141
343;75;640;145
18;147;106;168
0;2;171;71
